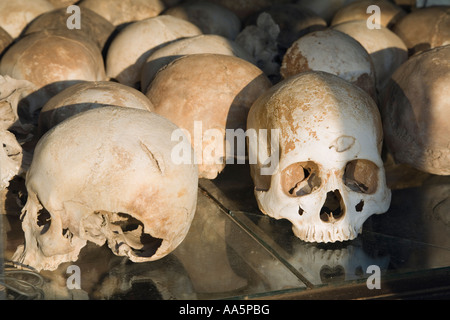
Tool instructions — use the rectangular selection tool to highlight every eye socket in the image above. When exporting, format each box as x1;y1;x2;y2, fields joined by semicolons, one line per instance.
343;159;379;194
281;161;321;197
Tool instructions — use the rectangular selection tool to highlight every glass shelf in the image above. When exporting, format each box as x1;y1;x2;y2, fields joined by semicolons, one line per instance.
1;161;450;300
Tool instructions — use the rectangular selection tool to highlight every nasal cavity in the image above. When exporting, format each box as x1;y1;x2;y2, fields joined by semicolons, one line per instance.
320;190;345;223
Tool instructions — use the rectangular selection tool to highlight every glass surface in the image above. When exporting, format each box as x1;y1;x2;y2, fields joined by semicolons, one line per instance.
1;161;450;300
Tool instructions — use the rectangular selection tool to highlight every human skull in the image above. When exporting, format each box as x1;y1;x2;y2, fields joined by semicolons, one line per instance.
0;30;106;101
381;45;450;175
281;29;377;100
332;20;408;91
330;0;406;29
140;34;254;92
393;6;450;56
247;71;391;243
0;75;42;134
0;130;22;190
13;107;198;271
0;76;44;188
78;0;165;26
146;53;271;179
39;80;154;134
105;15;202;88
0;0;55;39
23;7;115;50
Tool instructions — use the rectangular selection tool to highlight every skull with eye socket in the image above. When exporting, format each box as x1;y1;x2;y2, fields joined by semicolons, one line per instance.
247;71;391;243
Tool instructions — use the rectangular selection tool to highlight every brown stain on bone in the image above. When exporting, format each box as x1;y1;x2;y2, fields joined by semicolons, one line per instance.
280;48;310;79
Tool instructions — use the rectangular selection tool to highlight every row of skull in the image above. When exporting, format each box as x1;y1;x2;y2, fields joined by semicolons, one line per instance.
0;0;448;271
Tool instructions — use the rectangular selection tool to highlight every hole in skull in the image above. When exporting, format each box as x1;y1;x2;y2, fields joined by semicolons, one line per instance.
298;207;304;216
111;213;163;258
282;161;321;197
36;207;51;234
62;228;73;240
344;160;379;194
320;190;345;223
355;200;364;212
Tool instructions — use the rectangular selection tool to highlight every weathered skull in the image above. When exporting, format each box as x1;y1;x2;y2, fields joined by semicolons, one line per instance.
0;76;44;188
247;71;391;243
0;75;41;134
78;0;165;26
393;6;450;56
146;53;271;179
13;107;198;271
281;29;377;101
140;34;254;92
330;0;406;29
105;15;202;88
381;45;450;175
0;0;55;39
332;20;408;91
39;80;154;134
0;30;106;101
23;7;115;50
0;130;22;189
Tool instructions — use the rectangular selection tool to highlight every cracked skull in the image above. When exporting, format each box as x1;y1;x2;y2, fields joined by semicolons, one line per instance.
13;107;198;271
247;71;391;243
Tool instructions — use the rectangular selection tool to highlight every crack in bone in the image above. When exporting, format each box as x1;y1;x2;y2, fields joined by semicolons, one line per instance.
139;140;164;174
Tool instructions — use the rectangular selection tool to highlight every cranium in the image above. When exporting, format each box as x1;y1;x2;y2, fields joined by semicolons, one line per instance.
38;80;154;134
146;53;271;179
105;15;202;88
0;130;22;190
206;0;294;21
78;0;165;26
393;6;450;56
330;0;406;29
0;30;106;101
332;20;408;91
280;29;377;101
140;34;254;93
13;107;198;271
0;0;55;39
23;7;115;51
0;75;44;188
381;45;450;175
247;71;391;243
